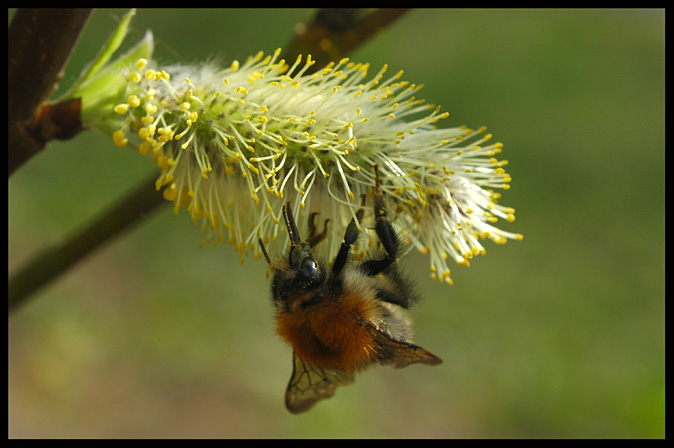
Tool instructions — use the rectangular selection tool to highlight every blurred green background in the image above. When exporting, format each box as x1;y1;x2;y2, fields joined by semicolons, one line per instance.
8;9;664;438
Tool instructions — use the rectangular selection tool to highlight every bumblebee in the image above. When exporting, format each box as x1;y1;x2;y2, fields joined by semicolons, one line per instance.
259;165;442;414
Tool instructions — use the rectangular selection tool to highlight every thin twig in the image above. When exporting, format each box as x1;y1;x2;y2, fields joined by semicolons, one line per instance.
8;174;165;311
283;8;410;71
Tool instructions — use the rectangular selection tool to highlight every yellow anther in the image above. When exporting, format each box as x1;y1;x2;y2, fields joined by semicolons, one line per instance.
113;130;128;147
114;104;129;114
127;95;141;108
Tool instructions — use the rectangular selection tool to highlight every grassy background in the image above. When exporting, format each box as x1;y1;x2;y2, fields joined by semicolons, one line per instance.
9;9;664;438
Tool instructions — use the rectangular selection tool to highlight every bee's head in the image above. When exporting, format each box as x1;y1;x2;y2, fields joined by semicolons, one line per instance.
282;203;324;289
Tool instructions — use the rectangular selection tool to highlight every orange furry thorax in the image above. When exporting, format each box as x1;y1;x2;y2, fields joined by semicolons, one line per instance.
276;291;379;372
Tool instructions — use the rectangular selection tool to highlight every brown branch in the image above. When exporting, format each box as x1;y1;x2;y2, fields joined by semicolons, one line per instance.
283;8;410;71
8;8;92;176
8;174;166;311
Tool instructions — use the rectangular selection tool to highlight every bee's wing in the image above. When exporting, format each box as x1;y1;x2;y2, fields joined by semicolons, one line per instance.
369;324;443;368
285;352;355;414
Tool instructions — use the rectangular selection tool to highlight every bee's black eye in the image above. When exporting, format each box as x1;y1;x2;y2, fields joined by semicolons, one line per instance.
301;258;318;280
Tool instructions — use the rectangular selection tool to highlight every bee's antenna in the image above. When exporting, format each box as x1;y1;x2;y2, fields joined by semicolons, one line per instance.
282;202;301;245
259;238;271;265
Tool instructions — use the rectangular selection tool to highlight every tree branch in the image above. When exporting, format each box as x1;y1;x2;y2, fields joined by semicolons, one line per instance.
8;8;92;176
9;174;165;311
283;8;410;71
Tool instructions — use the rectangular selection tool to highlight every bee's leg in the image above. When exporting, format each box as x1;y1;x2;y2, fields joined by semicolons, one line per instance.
308;213;319;238
331;208;365;276
360;165;399;276
306;212;330;248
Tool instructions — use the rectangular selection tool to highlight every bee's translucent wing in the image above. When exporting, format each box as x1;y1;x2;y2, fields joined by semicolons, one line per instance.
285;352;355;414
369;324;443;368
